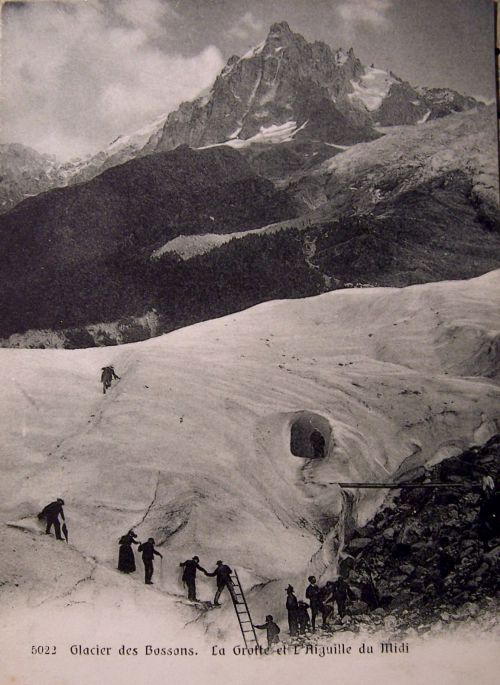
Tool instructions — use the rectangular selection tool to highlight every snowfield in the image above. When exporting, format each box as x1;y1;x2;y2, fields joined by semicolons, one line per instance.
0;273;499;677
199;120;307;150
348;67;396;111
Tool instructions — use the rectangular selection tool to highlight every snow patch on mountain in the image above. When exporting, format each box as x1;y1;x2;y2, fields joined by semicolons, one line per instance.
242;40;266;60
199;120;308;150
151;219;292;261
105;113;169;154
348;67;397;111
417;110;431;124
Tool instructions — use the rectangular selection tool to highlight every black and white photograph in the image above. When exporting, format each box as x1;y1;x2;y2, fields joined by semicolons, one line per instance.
0;1;499;683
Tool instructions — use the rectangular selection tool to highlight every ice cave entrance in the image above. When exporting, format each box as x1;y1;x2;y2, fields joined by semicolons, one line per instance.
290;411;331;459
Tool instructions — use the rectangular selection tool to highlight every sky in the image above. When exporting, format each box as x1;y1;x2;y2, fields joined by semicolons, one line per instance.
1;0;496;160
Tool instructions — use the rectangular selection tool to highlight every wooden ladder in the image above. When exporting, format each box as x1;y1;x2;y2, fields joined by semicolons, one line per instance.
230;570;260;649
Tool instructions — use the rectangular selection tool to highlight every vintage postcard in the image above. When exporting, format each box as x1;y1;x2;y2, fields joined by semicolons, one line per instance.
0;1;499;683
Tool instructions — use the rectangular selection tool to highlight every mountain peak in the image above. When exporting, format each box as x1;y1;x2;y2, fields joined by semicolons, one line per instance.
266;20;296;45
268;20;292;35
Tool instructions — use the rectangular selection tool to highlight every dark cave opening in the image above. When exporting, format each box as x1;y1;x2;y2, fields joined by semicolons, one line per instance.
290;411;332;459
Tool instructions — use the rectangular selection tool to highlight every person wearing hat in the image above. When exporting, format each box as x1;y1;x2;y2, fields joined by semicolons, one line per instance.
179;555;208;601
285;585;299;637
254;615;281;649
138;538;163;584
325;576;355;619
205;560;237;605
37;498;65;541
118;530;139;573
101;365;120;394
305;575;327;632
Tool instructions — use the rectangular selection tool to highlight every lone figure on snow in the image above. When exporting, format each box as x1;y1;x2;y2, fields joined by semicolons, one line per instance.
138;538;163;585
38;498;66;541
101;365;120;394
180;555;208;602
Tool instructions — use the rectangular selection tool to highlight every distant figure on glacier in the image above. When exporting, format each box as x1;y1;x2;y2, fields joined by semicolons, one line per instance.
254;615;281;649
37;498;65;541
101;365;120;394
138;538;163;584
179;555;208;601
206;560;237;605
118;530;139;573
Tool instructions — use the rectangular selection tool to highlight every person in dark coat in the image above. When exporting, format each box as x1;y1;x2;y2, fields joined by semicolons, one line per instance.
254;615;280;649
206;560;238;605
327;577;355;618
297;600;311;634
359;570;380;610
179;555;208;601
101;366;120;394
305;575;327;631
38;498;65;540
285;585;299;636
138;538;163;584
118;530;139;573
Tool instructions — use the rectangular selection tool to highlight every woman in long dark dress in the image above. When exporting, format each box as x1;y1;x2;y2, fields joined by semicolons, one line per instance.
118;530;139;573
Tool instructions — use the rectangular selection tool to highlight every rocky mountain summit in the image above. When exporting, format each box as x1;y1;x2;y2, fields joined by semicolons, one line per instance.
0;21;482;214
145;21;375;153
146;21;479;155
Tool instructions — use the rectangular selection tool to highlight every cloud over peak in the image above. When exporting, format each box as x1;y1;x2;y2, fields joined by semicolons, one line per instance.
1;0;224;160
227;11;264;41
337;0;394;28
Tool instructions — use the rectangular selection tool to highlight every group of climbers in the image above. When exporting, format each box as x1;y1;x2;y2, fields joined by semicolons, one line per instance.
284;575;356;636
120;543;236;604
36;372;498;650
178;556;237;605
252;575;360;648
118;530;163;583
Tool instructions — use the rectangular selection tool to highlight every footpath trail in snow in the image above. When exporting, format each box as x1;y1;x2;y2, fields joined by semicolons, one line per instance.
0;271;499;651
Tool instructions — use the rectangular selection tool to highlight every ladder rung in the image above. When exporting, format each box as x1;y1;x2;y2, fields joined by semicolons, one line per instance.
230;570;259;650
